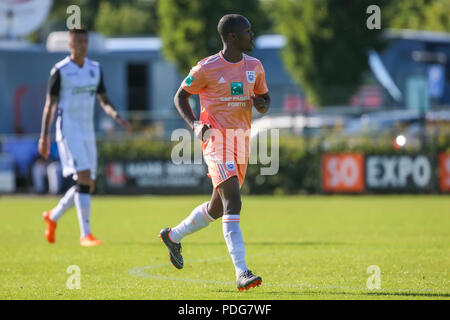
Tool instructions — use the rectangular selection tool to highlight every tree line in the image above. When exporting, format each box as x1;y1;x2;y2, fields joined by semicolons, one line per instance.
36;0;450;106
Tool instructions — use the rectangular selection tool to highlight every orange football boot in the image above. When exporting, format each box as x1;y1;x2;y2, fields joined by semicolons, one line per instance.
43;211;57;243
236;270;262;292
80;234;103;247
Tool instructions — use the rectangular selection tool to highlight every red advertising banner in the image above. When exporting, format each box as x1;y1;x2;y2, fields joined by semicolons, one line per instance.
322;153;365;193
438;152;450;192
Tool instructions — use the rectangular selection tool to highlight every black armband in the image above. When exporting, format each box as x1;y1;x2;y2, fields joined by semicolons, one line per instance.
76;184;91;194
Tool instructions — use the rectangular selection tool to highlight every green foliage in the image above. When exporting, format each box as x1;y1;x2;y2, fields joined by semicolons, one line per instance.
31;0;157;42
272;0;386;106
268;0;449;106
244;137;321;195
95;0;158;36
48;0;102;30
244;131;450;195
157;0;271;75
28;0;101;42
385;0;450;32
98;137;173;160
96;132;450;195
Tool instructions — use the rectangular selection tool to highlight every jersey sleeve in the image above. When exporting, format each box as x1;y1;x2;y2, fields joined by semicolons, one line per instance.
47;67;61;97
253;63;268;95
96;67;106;94
181;63;207;95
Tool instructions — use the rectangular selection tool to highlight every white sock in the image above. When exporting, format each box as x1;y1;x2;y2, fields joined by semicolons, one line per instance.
222;215;248;278
74;191;91;238
50;185;76;222
169;202;215;243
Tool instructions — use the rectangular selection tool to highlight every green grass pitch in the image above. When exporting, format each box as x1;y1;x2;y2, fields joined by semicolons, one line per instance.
1;195;449;300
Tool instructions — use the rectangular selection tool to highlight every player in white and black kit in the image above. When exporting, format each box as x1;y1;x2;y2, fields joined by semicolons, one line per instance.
39;28;131;247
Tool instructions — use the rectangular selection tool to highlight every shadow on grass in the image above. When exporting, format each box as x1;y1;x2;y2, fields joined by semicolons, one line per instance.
253;289;450;298
246;241;349;247
186;241;348;247
362;291;450;298
114;241;348;247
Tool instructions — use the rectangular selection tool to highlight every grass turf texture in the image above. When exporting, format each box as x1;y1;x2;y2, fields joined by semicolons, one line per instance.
0;195;449;300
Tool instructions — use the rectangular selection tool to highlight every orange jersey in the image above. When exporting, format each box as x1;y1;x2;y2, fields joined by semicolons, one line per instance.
181;51;268;131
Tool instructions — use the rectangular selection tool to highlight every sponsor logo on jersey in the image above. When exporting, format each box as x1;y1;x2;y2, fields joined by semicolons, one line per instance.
184;73;194;87
218;77;227;84
246;71;255;83
72;85;97;95
230;82;243;96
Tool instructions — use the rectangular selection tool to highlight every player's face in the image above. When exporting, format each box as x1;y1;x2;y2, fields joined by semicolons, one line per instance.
235;19;255;52
69;33;89;57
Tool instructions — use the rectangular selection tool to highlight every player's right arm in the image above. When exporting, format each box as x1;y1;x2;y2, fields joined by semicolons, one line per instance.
174;65;211;140
174;87;195;130
39;67;60;159
174;87;211;140
38;94;58;159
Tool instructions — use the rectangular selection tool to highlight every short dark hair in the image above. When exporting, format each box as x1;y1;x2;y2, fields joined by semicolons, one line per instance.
69;27;88;36
217;14;247;42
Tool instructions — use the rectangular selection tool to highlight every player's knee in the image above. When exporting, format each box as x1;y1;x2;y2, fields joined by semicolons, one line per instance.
87;178;95;193
76;183;91;194
77;170;91;183
76;175;94;193
208;202;223;219
223;196;241;215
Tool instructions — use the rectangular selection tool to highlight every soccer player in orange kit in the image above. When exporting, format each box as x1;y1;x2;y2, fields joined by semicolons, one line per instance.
159;14;270;292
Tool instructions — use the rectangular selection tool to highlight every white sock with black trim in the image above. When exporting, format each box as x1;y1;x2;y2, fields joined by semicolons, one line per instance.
169;202;215;243
222;214;248;278
50;185;76;222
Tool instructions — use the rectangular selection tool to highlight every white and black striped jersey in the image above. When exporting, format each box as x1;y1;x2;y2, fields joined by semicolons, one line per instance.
47;56;106;141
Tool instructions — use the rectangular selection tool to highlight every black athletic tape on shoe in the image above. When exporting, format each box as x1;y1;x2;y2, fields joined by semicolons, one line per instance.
76;184;91;194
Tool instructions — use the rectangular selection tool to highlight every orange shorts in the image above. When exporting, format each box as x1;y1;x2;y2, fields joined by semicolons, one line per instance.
202;136;249;188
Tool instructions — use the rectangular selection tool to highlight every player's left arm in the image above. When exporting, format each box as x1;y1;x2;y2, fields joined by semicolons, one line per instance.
97;93;131;132
252;93;271;114
252;63;270;114
96;68;131;132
